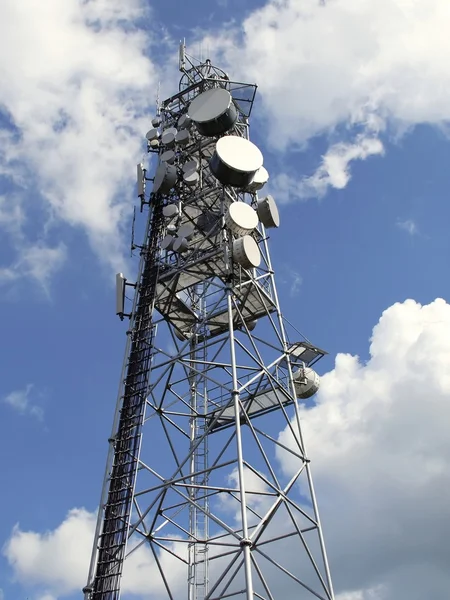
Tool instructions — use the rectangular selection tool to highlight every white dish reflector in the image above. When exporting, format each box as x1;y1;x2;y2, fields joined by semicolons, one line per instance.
232;235;261;269
225;202;258;236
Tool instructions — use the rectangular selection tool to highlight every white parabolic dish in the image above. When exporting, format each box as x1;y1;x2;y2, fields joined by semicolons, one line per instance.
161;234;174;250
177;224;195;240
225;202;258;236
183;158;198;173
216;136;263;174
146;128;159;141
248;166;269;191
257;195;280;229
183;171;199;186
173;237;189;253
189;88;233;123
161;131;176;146
176;130;190;146
293;368;320;399
232;235;261;269
163;204;178;218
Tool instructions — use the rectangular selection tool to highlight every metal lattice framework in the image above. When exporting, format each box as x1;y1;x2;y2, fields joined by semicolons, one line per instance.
83;47;335;600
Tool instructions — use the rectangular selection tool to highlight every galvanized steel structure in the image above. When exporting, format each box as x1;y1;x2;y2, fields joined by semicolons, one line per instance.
83;45;335;600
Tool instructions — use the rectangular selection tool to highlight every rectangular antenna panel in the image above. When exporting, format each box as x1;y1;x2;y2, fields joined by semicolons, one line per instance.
179;40;185;71
116;273;126;315
137;164;144;197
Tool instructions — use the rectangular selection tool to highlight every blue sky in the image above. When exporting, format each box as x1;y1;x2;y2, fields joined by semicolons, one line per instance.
1;1;450;600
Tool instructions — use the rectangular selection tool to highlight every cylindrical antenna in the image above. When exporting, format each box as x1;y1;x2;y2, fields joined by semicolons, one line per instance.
179;39;186;72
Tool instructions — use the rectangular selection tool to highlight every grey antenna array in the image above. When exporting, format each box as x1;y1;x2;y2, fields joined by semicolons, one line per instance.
84;45;335;600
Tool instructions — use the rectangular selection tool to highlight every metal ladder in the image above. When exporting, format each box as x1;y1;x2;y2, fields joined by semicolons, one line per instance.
91;199;165;600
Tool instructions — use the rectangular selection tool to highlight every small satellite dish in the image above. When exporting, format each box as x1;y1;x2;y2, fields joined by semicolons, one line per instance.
178;114;192;130
161;131;176;148
182;158;199;173
161;234;175;250
183;171;199;187
225;202;258;236
210;136;263;188
257;195;280;229
163;204;179;218
153;163;177;194
293;368;320;399
146;128;159;141
173;237;189;253
151;116;161;127
176;129;190;147
161;150;176;164
177;224;195;240
232;235;261;269
149;139;159;149
189;88;238;137
247;166;269;192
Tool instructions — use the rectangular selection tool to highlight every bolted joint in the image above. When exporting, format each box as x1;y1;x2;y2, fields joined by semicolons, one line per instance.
240;537;253;548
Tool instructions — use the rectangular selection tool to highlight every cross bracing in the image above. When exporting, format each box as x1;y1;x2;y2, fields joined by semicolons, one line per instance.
84;48;334;600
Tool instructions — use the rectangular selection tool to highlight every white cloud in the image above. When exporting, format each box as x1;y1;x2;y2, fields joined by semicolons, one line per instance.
0;192;67;295
220;465;273;524
277;297;450;598
290;270;303;296
205;0;450;197
271;137;384;202
0;195;24;234
3;508;94;596
3;507;186;600
0;0;159;272
396;218;418;235
18;243;67;290
336;588;386;600
2;384;43;420
0;241;67;295
0;588;4;600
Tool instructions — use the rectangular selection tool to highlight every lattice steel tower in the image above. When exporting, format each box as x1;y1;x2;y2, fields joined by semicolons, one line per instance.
83;45;335;600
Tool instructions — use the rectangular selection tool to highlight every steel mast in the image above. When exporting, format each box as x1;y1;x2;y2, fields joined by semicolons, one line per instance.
83;44;335;600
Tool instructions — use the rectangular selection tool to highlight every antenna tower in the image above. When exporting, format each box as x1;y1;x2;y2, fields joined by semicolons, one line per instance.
84;45;335;600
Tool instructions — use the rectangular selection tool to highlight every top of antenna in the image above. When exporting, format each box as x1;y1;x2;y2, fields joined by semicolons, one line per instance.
179;39;186;73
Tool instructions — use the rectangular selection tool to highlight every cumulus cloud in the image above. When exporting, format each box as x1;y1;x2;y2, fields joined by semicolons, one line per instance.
2;384;43;420
3;508;94;596
0;0;159;272
204;0;450;198
271;136;384;202
0;241;67;295
278;297;450;599
3;507;186;600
